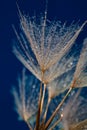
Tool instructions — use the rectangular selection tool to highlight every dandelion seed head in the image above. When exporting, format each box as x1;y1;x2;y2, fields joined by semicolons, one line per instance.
13;10;86;83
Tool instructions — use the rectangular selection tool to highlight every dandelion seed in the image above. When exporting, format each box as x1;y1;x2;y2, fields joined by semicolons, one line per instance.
70;38;87;88
61;89;87;130
11;68;39;129
13;9;87;84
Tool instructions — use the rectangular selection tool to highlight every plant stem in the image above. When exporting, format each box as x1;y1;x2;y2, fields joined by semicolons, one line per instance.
35;70;45;130
40;83;47;114
45;87;72;129
26;122;32;130
43;96;51;122
49;115;63;130
35;81;43;130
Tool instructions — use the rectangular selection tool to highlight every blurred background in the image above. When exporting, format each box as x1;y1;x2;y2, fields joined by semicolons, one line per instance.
0;0;87;129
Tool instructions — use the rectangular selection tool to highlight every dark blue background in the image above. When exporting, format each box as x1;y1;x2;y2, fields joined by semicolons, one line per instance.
0;0;87;130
